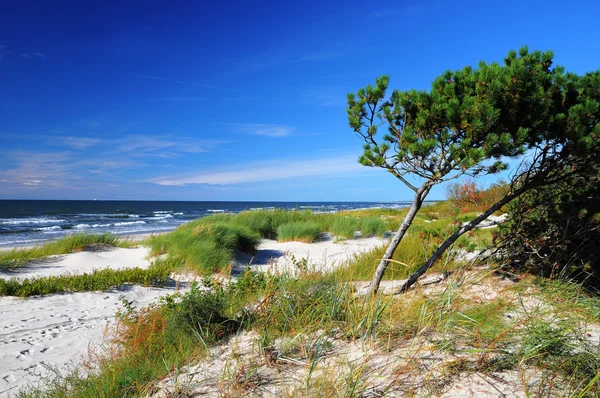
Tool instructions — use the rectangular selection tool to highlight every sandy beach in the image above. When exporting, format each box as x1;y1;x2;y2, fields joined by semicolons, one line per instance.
0;234;385;396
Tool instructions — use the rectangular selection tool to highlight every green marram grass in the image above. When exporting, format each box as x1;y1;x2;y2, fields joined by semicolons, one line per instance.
230;209;331;239
0;233;130;271
0;259;173;297
150;218;261;274
148;209;380;273
335;228;461;281
359;217;386;237
15;268;600;397
331;217;359;240
276;222;322;243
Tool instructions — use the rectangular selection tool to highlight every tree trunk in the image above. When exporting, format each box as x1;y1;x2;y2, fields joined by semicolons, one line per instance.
397;184;531;294
369;184;431;294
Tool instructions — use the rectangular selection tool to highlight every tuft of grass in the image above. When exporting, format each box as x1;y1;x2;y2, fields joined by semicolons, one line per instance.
335;231;460;281
150;220;261;274
331;217;359;240
276;222;322;243
231;209;326;239
359;217;386;237
0;259;174;297
0;233;130;271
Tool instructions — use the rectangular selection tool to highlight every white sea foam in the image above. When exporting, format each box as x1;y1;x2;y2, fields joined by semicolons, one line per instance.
0;238;40;246
117;226;176;234
148;214;173;220
0;218;65;225
73;224;90;229
39;226;62;232
153;211;173;214
113;221;147;226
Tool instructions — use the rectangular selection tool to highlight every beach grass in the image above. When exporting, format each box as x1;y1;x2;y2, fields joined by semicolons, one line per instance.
359;216;386;237
0;259;174;297
330;217;359;240
0;233;131;271
147;209;399;274
334;224;463;281
18;267;600;397
149;219;261;274
12;205;600;396
276;221;322;243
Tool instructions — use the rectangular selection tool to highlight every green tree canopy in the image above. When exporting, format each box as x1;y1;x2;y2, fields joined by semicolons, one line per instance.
347;48;564;293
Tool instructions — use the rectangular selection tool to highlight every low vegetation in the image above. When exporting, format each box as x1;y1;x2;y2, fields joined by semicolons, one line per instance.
9;204;600;396
0;233;130;271
149;210;394;274
359;216;386;238
330;217;359;240
0;259;174;297
276;221;322;243
149;218;261;274
18;267;600;397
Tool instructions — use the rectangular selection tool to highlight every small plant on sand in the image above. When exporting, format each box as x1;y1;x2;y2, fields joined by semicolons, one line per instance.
276;222;322;243
331;217;359;240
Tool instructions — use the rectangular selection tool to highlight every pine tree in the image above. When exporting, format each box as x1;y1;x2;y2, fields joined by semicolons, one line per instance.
347;47;559;293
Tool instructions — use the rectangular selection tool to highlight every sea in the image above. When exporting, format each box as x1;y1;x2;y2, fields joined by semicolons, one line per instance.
0;200;412;247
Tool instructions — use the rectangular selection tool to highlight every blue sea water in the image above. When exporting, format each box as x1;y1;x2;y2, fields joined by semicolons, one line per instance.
0;200;412;247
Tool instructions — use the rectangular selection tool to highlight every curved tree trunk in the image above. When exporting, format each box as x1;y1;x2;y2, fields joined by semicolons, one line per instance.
369;184;431;294
397;183;532;294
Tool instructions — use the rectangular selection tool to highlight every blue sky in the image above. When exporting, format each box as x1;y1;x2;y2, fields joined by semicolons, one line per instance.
1;0;599;201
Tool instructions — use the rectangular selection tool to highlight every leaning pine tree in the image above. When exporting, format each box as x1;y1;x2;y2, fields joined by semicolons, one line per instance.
347;48;557;294
397;64;600;293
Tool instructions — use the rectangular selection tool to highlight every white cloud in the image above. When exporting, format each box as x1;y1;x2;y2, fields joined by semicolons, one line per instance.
21;52;44;60
231;123;293;137
150;155;369;186
128;73;240;92
110;135;224;156
56;136;100;149
0;151;75;188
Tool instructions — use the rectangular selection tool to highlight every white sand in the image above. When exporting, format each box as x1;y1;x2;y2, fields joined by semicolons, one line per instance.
235;233;386;274
0;286;173;396
0;235;387;396
0;247;152;281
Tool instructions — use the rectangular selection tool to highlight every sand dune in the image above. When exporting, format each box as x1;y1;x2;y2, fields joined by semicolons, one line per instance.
0;236;386;396
0;247;152;281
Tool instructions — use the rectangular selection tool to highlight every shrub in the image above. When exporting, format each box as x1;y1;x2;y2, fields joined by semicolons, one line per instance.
445;179;509;213
276;222;322;243
359;217;386;237
496;170;600;281
331;217;359;239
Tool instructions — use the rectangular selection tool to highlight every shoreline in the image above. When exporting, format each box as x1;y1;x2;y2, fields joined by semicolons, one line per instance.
0;230;170;252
